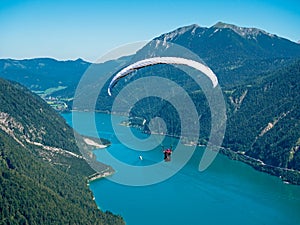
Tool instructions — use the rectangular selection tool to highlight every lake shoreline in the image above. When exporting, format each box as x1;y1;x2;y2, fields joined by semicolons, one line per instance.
88;167;115;182
63;111;300;185
219;147;300;185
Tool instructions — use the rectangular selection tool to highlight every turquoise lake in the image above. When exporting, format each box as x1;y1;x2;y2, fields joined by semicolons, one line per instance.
62;112;300;225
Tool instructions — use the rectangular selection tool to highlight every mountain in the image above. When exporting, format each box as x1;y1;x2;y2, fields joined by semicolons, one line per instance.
100;23;300;184
1;22;300;102
148;22;300;86
0;58;90;92
0;78;124;224
1;22;300;184
1;22;300;90
0;57;129;111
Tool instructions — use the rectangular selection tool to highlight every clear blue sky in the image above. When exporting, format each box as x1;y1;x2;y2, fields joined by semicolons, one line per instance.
0;0;299;62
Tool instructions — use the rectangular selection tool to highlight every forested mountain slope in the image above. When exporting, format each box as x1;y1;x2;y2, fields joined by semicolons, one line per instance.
0;78;124;224
224;60;300;171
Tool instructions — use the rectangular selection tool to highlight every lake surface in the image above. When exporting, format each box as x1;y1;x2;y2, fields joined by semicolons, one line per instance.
62;112;300;225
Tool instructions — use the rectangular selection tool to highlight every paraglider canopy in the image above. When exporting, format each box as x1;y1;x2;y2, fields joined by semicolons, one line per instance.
107;57;218;96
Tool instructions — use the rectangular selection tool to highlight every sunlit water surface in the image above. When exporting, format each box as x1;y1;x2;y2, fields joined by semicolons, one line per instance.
63;112;300;225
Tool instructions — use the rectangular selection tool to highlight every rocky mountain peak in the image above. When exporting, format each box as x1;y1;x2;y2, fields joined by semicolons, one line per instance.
212;21;276;39
158;24;202;41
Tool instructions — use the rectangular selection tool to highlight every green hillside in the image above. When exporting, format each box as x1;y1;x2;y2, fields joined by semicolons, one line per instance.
224;60;300;173
0;78;124;224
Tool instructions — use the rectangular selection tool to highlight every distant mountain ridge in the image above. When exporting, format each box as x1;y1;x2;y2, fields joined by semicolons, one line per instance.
0;57;90;95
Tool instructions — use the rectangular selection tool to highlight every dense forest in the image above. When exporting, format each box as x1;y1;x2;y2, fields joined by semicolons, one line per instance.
223;60;300;171
0;78;124;224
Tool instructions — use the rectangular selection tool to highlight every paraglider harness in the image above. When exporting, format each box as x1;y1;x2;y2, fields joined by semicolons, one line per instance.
163;146;172;162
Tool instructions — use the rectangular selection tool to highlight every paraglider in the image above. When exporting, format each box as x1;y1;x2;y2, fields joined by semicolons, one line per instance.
163;148;172;162
107;56;220;164
107;57;218;96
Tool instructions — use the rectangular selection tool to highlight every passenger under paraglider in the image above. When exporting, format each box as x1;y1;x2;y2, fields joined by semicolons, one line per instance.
163;148;172;162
